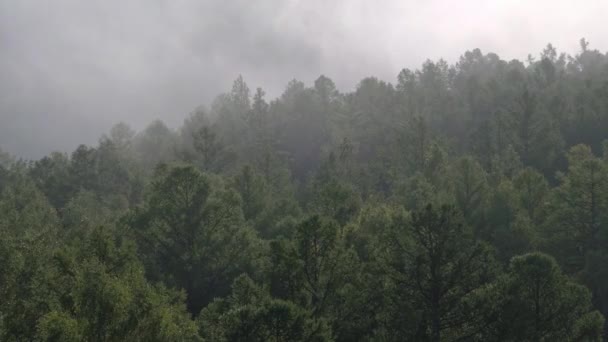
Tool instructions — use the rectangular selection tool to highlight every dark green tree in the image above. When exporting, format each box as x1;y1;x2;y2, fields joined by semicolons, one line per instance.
198;274;332;342
480;253;603;341
129;165;262;315
379;204;496;341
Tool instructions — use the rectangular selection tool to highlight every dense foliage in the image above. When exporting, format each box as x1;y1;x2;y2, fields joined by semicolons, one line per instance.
2;41;608;341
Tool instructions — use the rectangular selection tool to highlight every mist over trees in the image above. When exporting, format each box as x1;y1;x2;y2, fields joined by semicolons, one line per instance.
2;41;608;341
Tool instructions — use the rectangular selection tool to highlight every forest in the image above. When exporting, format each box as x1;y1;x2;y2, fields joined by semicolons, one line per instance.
1;40;608;341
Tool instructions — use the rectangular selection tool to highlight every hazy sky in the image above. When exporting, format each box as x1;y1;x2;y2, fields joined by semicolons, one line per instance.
1;0;607;158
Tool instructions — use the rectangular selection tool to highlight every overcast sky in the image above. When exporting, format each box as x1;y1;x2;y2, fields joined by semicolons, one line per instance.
1;0;607;158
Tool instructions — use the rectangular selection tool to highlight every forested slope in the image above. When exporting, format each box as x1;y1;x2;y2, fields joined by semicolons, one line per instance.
2;41;608;341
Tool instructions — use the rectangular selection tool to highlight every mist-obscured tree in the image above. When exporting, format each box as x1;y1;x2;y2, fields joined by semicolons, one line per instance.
95;138;143;207
513;167;549;224
348;77;397;172
232;165;269;223
178;107;211;161
133;120;178;170
67;141;143;209
490;144;523;182
274;79;332;179
29;152;73;209
450;156;489;229
192;125;226;172
108;122;135;154
309;153;362;226
69;144;98;192
513;87;564;174
0;146;13;168
400;116;431;174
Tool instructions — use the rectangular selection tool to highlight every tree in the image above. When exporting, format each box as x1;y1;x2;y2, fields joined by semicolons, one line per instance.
108;122;135;154
450;156;489;228
178;107;211;162
29;152;73;209
0;175;59;340
395;173;437;211
37;227;200;341
128;164;262;315
95;138;143;206
198;274;332;342
379;204;496;341
513;87;564;175
0;146;13;169
480;253;604;341
485;180;536;261
402;116;431;174
270;216;348;314
544;145;608;272
231;75;251;113
513;167;549;224
69;144;98;192
349;76;398;174
309;154;362;226
192;125;225;172
66;141;142;209
246;87;287;175
233;165;269;223
60;190;119;240
0;174;58;248
274;79;332;180
268;215;365;340
133;120;178;170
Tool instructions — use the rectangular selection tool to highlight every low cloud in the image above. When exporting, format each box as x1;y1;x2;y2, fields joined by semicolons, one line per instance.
1;0;607;157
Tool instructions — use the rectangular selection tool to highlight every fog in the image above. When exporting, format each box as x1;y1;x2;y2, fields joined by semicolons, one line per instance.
1;0;607;158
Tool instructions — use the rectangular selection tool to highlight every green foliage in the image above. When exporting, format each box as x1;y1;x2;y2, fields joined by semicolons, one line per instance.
270;216;347;311
267;215;368;340
478;253;604;341
28;152;73;209
378;204;497;341
38;227;200;342
485;180;537;261
544;145;608;272
60;190;119;240
450;156;489;228
0;174;59;243
192;125;227;172
36;311;83;342
4;41;608;340
394;172;448;211
233;165;269;223
513;167;549;224
199;275;332;342
129;164;263;315
0;173;60;340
